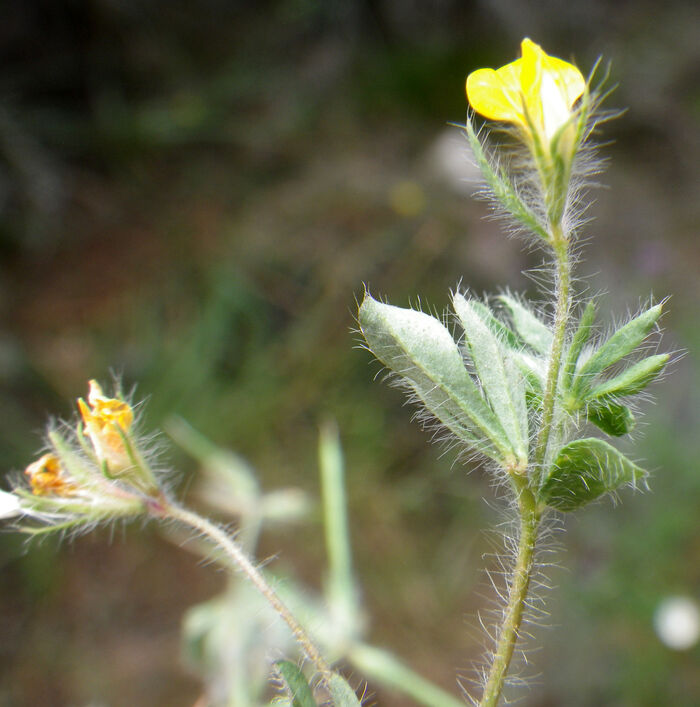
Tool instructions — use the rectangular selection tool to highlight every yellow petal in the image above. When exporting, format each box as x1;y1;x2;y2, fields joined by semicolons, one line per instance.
25;453;74;496
78;381;134;473
466;65;524;124
466;38;586;143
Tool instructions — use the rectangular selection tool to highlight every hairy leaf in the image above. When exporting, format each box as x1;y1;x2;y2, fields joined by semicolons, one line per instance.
275;661;317;707
359;295;512;463
539;438;646;511
586;354;669;401
562;301;597;391
468;299;522;350
573;303;663;397
498;295;553;355
586;400;636;437
454;294;528;466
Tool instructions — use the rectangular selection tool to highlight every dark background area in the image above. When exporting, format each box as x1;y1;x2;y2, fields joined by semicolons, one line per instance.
0;1;698;705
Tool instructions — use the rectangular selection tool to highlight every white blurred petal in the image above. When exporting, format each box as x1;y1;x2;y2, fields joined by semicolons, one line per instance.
0;490;22;519
654;596;700;650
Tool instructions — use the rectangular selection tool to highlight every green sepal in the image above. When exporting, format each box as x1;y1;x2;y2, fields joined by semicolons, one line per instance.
359;294;513;464
498;295;553;355
586;400;636;437
329;674;363;707
539;438;646;512
585;354;669;401
464;116;549;242
572;303;663;397
454;294;528;466
562;301;597;391
275;661;317;707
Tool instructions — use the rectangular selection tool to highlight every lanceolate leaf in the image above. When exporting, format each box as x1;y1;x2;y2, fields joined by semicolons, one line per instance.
359;295;512;464
586;400;635;437
539;438;646;511
511;350;546;394
562;301;597;390
504;355;529;453
454;294;528;466
572;303;663;396
585;354;669;401
498;295;553;355
275;661;317;707
468;299;522;350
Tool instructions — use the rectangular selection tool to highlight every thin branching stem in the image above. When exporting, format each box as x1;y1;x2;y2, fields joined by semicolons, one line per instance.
161;499;333;684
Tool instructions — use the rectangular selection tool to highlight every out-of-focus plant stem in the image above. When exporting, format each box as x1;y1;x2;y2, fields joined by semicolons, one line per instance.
161;500;334;685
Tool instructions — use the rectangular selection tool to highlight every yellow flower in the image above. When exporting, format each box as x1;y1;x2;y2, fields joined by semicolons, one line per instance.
466;38;585;151
78;380;134;473
25;453;75;496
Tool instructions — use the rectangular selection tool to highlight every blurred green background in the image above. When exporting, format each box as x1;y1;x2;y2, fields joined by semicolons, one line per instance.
1;1;698;705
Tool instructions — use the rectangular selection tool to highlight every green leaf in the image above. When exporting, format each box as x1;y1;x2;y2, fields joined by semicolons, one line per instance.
468;299;522;350
562;301;597;391
498;295;553;355
585;354;669;401
586;400;636;437
454;294;528;466
511;350;546;394
504;355;529;453
359;294;512;464
464;116;549;241
573;303;663;397
275;661;317;707
329;674;362;707
539;438;646;511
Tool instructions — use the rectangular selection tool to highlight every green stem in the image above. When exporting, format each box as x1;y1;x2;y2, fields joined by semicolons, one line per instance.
533;226;571;480
480;225;571;705
161;500;333;684
480;481;540;707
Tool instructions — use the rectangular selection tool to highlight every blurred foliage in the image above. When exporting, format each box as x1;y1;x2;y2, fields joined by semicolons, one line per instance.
0;1;698;705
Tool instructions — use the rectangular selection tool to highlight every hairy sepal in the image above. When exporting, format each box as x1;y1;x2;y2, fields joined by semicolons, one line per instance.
359;294;514;466
464;116;549;242
538;438;646;511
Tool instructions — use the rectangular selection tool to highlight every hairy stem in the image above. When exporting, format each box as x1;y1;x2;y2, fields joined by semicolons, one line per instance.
161;500;333;683
480;226;571;705
480;480;540;706
533;225;571;479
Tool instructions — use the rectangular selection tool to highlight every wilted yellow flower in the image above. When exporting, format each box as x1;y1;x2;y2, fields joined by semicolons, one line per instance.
78;380;134;473
466;38;585;153
25;453;74;496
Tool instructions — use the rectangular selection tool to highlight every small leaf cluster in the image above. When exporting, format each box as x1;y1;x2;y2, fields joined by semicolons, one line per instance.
561;302;668;437
359;292;668;512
